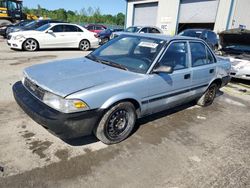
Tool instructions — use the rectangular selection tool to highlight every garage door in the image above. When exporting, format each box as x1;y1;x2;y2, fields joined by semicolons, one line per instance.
133;2;158;26
179;0;219;23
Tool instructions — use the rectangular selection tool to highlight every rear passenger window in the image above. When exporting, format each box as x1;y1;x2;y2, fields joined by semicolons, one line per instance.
64;25;79;32
207;48;215;64
158;42;188;70
190;42;214;67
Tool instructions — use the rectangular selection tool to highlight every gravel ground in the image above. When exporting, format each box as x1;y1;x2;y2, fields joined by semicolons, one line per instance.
0;37;250;188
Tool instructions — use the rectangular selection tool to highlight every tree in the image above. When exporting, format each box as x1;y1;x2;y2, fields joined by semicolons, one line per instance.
22;6;125;26
116;12;125;26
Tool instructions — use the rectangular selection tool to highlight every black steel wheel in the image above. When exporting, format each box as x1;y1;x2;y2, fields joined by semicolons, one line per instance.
197;83;217;107
94;102;136;144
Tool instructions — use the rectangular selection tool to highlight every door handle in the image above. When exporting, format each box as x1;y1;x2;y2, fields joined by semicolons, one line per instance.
209;69;214;74
184;74;191;79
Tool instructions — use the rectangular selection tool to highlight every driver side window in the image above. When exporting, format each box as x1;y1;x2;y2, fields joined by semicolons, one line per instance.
158;42;188;71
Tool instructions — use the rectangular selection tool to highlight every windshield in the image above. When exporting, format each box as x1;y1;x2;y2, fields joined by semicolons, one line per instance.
88;35;165;74
125;27;141;33
24;21;36;28
36;23;51;31
179;30;202;38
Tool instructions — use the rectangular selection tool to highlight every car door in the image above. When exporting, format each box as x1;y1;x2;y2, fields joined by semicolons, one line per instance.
63;25;82;47
189;41;217;95
146;41;192;114
41;24;65;48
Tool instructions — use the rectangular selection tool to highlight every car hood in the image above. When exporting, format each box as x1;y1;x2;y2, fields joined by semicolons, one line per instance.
11;30;42;36
24;57;142;98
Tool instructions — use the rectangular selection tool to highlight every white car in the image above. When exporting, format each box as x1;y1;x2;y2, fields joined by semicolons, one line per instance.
7;23;99;51
229;55;250;80
110;26;163;39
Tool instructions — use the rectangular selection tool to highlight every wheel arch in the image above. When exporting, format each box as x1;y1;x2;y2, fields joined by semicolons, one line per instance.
100;94;142;117
209;78;222;88
22;38;40;50
79;39;90;47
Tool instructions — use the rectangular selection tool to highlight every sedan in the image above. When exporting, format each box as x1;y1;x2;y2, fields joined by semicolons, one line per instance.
7;23;99;51
111;26;162;39
13;34;231;144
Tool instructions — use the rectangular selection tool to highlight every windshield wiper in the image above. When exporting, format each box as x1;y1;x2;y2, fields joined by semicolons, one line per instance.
86;54;128;71
98;59;128;71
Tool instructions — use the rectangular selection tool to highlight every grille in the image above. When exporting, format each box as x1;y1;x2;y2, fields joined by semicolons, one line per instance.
24;78;45;100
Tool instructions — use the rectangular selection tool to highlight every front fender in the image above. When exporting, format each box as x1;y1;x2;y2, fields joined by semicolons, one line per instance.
100;92;141;109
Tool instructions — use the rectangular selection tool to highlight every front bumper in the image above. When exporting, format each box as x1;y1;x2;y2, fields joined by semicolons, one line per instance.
7;38;23;50
13;81;103;139
230;72;250;80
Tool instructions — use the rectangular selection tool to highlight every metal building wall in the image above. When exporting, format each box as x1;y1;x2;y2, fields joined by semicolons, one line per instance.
230;0;250;29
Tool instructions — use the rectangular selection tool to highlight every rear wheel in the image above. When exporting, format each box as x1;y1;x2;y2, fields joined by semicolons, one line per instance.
79;40;90;51
23;39;39;51
197;83;217;107
94;102;136;145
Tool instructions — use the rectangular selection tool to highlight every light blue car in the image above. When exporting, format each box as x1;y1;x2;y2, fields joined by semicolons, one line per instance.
13;33;231;144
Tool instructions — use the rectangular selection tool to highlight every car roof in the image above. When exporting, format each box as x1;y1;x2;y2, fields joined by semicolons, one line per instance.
182;28;214;32
119;32;205;42
49;23;80;27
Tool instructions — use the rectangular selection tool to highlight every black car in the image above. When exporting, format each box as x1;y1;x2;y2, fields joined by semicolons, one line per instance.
179;29;219;50
0;20;33;38
6;19;65;36
96;28;125;45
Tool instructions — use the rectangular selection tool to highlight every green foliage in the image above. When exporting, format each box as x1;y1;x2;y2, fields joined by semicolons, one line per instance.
23;5;125;26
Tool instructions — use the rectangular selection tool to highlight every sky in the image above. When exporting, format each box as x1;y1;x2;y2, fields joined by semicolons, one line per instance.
23;0;127;15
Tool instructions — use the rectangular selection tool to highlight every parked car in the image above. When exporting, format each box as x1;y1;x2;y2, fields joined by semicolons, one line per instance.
84;24;107;34
7;23;99;51
111;26;162;39
13;33;231;144
5;19;65;36
179;29;219;50
0;20;33;38
219;28;250;80
97;28;125;45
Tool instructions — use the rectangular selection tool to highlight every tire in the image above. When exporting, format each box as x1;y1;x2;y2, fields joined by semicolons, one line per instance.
197;83;218;107
0;20;12;27
94;102;136;145
23;38;39;51
79;40;90;51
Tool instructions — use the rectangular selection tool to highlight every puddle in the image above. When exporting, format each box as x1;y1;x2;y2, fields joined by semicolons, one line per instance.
28;140;53;159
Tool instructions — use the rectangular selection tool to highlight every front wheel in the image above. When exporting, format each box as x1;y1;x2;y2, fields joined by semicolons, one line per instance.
94;102;136;145
197;83;218;107
23;39;39;51
79;40;90;51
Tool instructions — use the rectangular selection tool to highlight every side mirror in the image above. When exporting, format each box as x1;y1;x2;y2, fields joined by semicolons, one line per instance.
47;30;53;34
153;65;173;74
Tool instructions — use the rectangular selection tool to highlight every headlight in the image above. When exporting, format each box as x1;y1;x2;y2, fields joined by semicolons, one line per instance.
13;35;25;40
43;92;89;113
